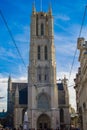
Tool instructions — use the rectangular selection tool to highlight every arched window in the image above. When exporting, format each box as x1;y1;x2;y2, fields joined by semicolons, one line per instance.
60;108;64;123
41;23;44;36
37;93;50;109
44;46;48;60
37;45;41;60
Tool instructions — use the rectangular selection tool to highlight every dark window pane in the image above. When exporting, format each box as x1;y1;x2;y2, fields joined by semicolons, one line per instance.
44;46;48;60
41;23;44;36
38;46;40;60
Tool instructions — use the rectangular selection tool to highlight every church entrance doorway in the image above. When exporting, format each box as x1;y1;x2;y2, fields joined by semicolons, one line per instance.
37;114;51;129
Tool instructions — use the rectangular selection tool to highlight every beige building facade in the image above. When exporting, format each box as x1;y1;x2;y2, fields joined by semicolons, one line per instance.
74;38;87;130
28;5;59;130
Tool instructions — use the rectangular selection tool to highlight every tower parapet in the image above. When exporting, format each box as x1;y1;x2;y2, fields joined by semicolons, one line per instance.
30;5;54;38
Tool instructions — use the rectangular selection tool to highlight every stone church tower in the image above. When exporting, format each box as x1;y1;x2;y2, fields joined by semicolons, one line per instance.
6;4;70;129
28;5;59;130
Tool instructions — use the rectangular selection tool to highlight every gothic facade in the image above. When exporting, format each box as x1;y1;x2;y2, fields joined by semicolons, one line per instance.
7;5;70;130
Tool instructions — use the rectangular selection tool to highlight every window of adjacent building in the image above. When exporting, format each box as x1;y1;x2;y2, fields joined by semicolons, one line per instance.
38;45;41;60
37;93;50;109
41;23;44;36
60;109;64;123
44;46;48;60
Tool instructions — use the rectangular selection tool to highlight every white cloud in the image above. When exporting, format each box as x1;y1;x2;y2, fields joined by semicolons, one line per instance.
0;74;27;112
54;23;74;35
0;47;19;60
0;75;7;112
55;14;70;21
15;25;30;42
0;102;7;112
54;29;78;57
55;42;76;56
12;76;27;82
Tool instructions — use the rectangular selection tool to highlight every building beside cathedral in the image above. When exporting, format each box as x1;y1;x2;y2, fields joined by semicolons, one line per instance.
74;38;87;130
7;5;70;130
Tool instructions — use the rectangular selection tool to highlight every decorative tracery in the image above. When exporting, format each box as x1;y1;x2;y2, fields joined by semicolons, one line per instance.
37;93;50;109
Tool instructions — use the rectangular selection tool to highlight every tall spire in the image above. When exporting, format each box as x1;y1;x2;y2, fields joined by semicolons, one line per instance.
8;74;12;91
62;75;68;85
48;3;52;15
32;1;36;14
8;74;11;82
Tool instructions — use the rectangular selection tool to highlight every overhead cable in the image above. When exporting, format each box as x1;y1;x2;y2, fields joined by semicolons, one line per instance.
68;5;87;85
0;10;27;70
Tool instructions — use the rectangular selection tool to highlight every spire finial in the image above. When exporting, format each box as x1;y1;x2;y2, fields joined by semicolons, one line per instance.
48;2;52;15
32;1;36;14
8;74;11;81
64;75;68;85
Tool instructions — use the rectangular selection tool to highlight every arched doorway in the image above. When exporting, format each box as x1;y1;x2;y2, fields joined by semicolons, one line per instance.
37;114;51;129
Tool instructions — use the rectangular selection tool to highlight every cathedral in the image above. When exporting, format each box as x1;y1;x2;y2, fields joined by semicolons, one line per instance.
7;5;70;130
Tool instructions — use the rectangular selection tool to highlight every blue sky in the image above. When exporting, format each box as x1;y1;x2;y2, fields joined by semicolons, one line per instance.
0;0;87;111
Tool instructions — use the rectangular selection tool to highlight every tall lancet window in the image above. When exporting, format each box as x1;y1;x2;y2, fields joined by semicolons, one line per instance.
38;45;41;60
41;23;44;36
37;66;42;82
44;46;48;60
44;66;49;82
